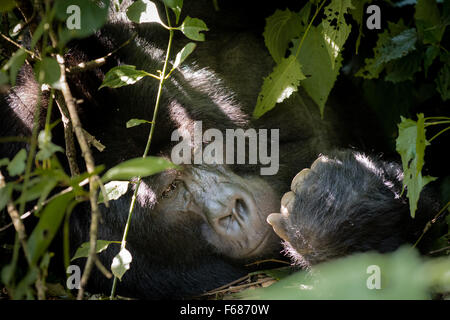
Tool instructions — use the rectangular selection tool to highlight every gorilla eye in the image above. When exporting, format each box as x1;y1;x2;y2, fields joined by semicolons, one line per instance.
161;180;180;198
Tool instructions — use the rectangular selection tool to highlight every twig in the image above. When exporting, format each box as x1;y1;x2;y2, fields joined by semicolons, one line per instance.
429;246;450;255
54;92;80;176
413;201;450;248
0;33;38;59
67;32;138;73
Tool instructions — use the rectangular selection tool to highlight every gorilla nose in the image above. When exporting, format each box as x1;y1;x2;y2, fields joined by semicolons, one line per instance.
213;194;254;234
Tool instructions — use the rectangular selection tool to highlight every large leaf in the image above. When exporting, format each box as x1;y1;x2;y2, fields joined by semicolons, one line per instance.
263;9;304;64
99;65;150;89
102;156;178;182
396;114;437;217
291;25;343;117
253;55;306;119
321;0;354;69
2;48;27;86
33;57;62;88
0;0;16;12
55;0;110;45
180;16;209;41
27;192;75;265
240;246;450;300
71;240;120;261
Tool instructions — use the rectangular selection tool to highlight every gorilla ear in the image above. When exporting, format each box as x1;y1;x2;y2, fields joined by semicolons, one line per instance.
267;213;289;242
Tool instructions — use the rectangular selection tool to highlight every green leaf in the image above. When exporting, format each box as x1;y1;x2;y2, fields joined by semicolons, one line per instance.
263;9;304;64
0;70;8;85
321;0;354;69
253;55;306;119
111;247;132;281
0;0;16;12
415;0;443;44
180;16;209;41
71;240;120;261
435;62;450;101
126;118;153;128
291;25;342;117
99;65;149;89
172;42;196;70
239;246;448;300
356;21;414;79
97;181;129;203
163;0;183;24
377;28;418;64
55;0;110;45
0;183;14;212
33;58;62;88
126;0;163;25
423;45;440;76
36;130;64;161
2;48;27;86
15;176;58;209
0;158;9;167
396;114;437;217
101;156;178;182
384;50;422;83
27;192;75;265
7;149;27;176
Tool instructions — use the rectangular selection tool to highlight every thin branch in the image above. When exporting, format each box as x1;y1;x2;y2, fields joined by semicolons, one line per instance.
0;33;38;59
54;52;102;300
67;32;138;73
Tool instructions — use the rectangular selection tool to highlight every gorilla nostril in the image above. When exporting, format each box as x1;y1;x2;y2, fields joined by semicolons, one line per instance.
233;198;249;221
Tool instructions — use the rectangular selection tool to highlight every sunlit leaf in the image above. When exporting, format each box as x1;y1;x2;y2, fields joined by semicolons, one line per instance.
321;0;354;69
127;0;163;25
180;16;209;41
71;240;120;261
172;42;196;70
126;118;153;128
111;247;132;281
263;9;304;64
101;156;178;182
291;25;342;117
396;114;437;217
99;65;150;89
253;55;305;119
97;181;129;203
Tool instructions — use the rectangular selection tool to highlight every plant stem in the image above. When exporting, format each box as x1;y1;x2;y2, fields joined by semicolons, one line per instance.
110;7;174;299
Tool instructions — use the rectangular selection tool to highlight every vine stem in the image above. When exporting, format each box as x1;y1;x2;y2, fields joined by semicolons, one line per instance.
294;0;327;57
110;6;174;299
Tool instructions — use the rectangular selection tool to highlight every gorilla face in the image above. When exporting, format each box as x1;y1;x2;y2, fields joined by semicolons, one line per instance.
142;164;280;260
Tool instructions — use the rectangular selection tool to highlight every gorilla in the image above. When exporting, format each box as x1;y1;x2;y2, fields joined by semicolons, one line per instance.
0;0;439;299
